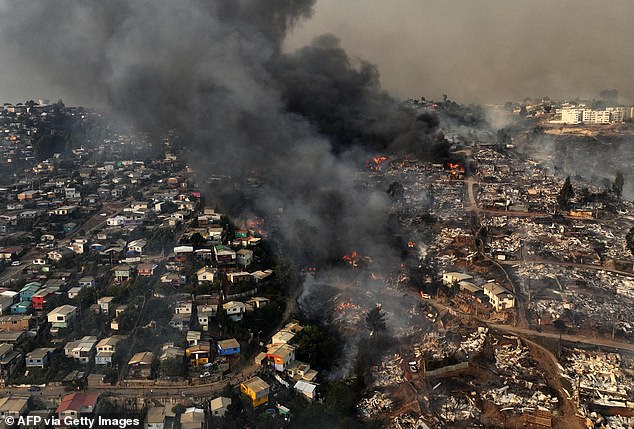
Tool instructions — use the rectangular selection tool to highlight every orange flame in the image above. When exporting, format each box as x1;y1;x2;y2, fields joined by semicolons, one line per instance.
366;156;388;171
407;241;416;248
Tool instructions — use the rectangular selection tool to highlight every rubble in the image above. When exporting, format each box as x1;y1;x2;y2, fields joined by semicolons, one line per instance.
458;326;488;356
564;349;632;403
370;354;405;387
357;391;393;418
484;386;557;412
390;414;431;429
436;395;480;423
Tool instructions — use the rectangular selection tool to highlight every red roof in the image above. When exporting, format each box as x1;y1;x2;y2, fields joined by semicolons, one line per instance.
56;392;100;413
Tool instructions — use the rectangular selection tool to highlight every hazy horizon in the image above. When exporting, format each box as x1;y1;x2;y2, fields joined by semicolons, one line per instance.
1;0;633;107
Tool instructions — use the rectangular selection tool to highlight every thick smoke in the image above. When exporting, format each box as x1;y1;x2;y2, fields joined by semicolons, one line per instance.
0;0;445;263
0;2;446;380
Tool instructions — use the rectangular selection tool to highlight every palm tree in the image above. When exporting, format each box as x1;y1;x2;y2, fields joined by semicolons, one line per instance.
365;305;387;333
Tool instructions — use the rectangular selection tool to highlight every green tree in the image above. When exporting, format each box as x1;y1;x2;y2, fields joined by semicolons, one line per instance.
160;358;184;377
190;232;206;248
365;305;387;333
294;325;337;370
557;176;574;211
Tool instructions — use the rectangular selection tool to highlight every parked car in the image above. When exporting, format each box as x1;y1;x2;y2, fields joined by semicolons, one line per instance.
10;261;20;266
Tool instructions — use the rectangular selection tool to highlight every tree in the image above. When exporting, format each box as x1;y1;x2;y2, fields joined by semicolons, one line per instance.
613;171;624;199
190;232;206;248
160;358;184;377
294;325;337;370
365;305;387;333
557;176;574;211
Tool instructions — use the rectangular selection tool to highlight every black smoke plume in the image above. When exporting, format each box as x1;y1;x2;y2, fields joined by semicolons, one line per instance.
0;0;448;265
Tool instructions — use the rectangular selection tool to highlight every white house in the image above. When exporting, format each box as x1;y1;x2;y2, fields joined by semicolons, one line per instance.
236;249;253;268
442;272;473;286
47;305;77;329
210;397;232;417
483;282;515;311
196;267;216;283
223;301;246;321
64;336;97;364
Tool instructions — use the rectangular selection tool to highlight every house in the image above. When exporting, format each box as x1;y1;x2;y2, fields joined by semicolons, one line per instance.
48;305;78;329
0;296;14;315
50;205;77;216
0;246;23;260
442;272;473;285
17;190;39;201
97;296;114;315
210;397;231;418
483;283;515;311
137;263;158;277
186;330;201;346
128;352;155;379
227;271;251;284
196;266;216;283
64;187;81;199
47;247;74;262
64;336;97;364
271;330;296;345
0;331;26;346
169;313;191;331
0;343;22;384
19;282;41;302
57;392;100;420
216;339;240;356
113;264;132;281
180;408;204;429
78;276;95;288
159;343;185;364
294;380;318;401
246;297;270;310
222;301;246;321
160;273;186;287
127;238;147;254
240;376;270;408
0;315;33;332
31;287;56;310
95;336;124;366
266;343;296;372
26;348;54;368
0;396;29;419
174;300;193;315
186;343;211;367
145;406;166;429
214;245;236;265
173;245;193;262
286;360;318;382
67;286;84;300
236;249;253;267
197;305;216;331
9;301;31;315
251;269;273;283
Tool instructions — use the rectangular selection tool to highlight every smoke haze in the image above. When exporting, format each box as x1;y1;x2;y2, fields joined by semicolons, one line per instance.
285;0;634;104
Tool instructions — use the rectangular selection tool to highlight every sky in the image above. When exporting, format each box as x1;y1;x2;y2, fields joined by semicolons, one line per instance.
283;0;634;105
0;0;633;106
